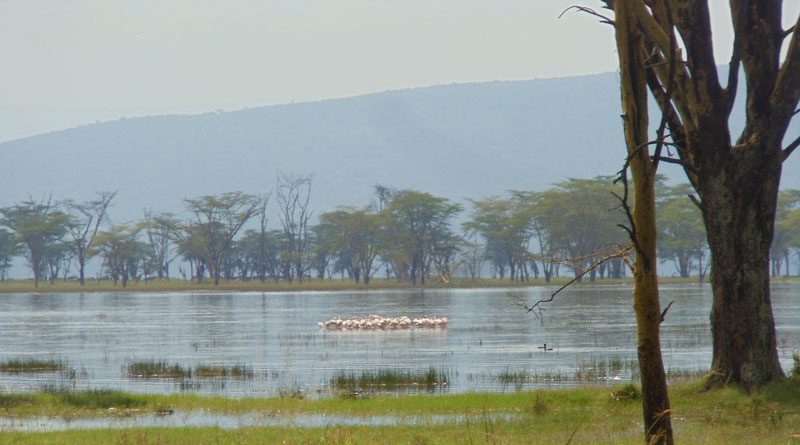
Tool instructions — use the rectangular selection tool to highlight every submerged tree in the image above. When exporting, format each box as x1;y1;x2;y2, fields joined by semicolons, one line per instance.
596;0;800;390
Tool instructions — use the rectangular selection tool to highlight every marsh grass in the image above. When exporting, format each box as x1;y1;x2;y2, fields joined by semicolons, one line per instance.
5;379;800;444
331;367;449;392
59;389;144;410
194;364;254;379
127;361;191;379
0;358;65;373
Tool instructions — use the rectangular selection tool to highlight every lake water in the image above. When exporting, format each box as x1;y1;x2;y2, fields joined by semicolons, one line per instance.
0;283;798;397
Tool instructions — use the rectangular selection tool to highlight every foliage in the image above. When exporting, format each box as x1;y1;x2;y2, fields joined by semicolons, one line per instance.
0;198;69;287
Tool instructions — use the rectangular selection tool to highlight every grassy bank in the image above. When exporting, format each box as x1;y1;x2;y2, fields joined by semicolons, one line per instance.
0;275;756;294
2;379;800;443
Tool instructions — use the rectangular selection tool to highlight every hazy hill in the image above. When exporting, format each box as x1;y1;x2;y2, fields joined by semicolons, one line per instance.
2;72;798;222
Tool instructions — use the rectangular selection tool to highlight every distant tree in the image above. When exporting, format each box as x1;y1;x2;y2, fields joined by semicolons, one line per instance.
44;241;73;284
308;218;335;281
0;198;69;288
317;208;382;284
770;190;800;277
464;196;533;282
535;177;626;281
382;190;462;285
0;229;19;281
254;192;272;283
62;191;117;285
276;173;313;283
94;224;146;287
657;185;708;280
183;192;262;286
142;210;178;279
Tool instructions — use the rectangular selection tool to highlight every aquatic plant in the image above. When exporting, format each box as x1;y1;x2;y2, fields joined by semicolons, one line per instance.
127;360;190;378
0;358;64;373
331;367;449;391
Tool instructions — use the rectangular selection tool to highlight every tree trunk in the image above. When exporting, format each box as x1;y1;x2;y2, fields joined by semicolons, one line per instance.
700;156;785;389
614;2;673;441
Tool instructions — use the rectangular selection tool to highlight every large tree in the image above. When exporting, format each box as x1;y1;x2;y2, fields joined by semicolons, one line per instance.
598;0;800;390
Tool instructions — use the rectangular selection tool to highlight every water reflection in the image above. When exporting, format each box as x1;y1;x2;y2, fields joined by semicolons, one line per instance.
0;284;796;397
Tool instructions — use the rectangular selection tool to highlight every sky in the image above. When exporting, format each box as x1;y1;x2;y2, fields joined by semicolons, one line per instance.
1;1;799;143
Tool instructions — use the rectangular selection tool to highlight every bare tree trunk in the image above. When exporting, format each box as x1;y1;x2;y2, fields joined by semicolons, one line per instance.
614;2;673;442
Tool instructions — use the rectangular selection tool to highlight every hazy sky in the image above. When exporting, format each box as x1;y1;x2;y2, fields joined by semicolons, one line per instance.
2;1;799;142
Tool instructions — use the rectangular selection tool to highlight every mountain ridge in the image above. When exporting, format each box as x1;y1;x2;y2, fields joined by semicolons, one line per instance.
2;72;798;222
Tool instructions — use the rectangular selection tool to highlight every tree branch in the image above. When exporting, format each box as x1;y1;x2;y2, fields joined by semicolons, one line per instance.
518;244;631;314
772;14;800;131
784;134;800;161
558;6;614;25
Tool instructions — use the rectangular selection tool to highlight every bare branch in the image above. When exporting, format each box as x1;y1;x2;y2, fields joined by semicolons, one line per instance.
519;244;632;315
652;2;678;173
558;6;614;25
660;300;675;323
688;194;703;211
784;134;800;161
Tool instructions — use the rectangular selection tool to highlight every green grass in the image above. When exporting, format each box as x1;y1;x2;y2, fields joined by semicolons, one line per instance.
0;358;65;373
4;379;800;443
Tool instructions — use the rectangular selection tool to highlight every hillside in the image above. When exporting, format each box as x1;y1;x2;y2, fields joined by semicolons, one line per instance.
1;72;798;221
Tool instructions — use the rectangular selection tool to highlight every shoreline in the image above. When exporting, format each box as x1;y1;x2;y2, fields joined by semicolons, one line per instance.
0;276;746;295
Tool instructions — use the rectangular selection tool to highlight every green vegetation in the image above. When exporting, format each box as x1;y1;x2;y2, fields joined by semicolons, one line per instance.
330;367;449;392
3;184;798;290
194;364;253;379
126;361;255;379
126;361;191;379
0;358;65;373
1;379;800;443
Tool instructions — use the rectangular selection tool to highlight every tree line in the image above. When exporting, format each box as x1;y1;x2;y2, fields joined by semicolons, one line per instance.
2;174;800;288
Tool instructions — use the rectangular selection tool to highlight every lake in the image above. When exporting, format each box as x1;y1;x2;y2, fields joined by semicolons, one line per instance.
0;283;797;397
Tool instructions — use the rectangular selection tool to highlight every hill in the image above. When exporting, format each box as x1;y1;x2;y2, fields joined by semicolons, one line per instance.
1;72;798;222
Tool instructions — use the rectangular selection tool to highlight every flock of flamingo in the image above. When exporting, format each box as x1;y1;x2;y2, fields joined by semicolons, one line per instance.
318;314;448;331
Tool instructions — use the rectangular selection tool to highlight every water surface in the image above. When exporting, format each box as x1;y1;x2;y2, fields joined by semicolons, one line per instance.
0;283;797;397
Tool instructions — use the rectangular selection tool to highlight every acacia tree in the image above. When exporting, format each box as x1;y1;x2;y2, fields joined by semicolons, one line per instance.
382;190;462;285
597;0;800;390
94;224;145;287
770;190;800;276
63;191;117;285
0;229;19;281
0;198;69;288
142;210;178;279
276;173;313;283
183;192;262;286
464;196;534;282
657;184;707;279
